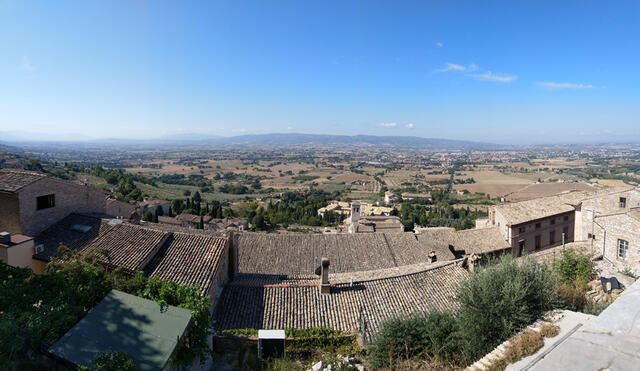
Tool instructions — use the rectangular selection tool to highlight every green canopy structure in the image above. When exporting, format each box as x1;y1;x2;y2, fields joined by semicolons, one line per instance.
49;289;192;370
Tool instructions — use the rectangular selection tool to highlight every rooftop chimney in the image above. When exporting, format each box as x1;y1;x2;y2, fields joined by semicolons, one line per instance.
428;251;437;263
0;232;10;245
319;258;330;294
468;254;480;272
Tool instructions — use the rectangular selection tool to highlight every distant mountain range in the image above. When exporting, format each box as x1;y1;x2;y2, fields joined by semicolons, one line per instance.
0;132;500;150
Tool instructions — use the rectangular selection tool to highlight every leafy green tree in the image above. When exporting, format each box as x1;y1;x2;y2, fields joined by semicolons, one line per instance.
456;256;557;359
90;351;136;371
142;210;153;222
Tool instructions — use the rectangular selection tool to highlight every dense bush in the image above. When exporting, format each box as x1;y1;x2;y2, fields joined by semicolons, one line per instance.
368;311;461;369
553;248;594;283
456;255;557;360
0;248;213;369
89;351;136;371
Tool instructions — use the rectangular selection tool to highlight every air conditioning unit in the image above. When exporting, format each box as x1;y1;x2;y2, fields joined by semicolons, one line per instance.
34;244;44;254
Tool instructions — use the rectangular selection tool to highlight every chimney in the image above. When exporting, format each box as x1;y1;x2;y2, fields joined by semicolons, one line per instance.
428;251;437;263
468;254;480;272
320;258;330;294
0;232;10;245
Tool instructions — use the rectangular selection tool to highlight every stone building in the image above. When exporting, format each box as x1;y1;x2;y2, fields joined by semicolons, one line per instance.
574;188;640;241
0;169;106;236
591;208;640;275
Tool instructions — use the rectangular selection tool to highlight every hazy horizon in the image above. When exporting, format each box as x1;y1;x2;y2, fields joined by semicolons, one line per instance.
1;1;639;144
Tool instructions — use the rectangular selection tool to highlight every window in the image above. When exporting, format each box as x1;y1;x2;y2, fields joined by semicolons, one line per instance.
519;227;526;234
618;239;629;260
550;218;556;225
588;233;595;240
535;223;541;229
620;197;627;209
36;194;55;210
535;235;541;250
563;215;569;221
586;210;593;220
550;230;556;244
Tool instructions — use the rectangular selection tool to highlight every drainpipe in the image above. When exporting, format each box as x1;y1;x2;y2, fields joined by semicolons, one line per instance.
592;216;611;263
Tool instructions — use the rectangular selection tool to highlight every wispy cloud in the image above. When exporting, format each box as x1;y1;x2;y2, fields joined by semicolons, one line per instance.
436;42;444;48
538;82;594;89
470;71;517;83
378;122;397;128
21;56;36;73
405;123;414;129
435;63;467;73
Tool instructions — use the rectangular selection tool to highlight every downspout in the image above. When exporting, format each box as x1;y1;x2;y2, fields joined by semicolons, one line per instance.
592;216;611;263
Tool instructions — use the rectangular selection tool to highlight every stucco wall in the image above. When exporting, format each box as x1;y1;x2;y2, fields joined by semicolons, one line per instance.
510;212;575;256
0;193;21;234
18;178;106;236
2;239;36;269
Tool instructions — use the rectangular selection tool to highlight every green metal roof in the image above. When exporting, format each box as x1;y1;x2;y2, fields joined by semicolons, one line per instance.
49;289;192;371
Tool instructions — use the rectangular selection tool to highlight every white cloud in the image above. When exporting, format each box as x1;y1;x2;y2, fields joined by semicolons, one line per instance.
470;71;517;83
405;123;414;129
436;42;444;48
378;122;397;128
538;82;594;89
21;56;36;73
435;63;467;73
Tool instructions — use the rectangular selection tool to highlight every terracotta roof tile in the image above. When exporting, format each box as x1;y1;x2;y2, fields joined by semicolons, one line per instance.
0;169;45;193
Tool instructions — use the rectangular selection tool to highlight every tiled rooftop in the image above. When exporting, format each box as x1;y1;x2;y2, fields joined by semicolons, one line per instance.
234;232;456;277
82;223;167;272
0;169;45;193
215;260;468;341
144;232;227;296
417;227;510;255
494;188;623;225
34;214;228;296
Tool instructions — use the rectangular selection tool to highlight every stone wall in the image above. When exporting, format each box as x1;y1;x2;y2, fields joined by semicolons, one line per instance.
18;178;106;236
207;238;230;311
0;193;21;234
578;189;640;241
593;213;640;275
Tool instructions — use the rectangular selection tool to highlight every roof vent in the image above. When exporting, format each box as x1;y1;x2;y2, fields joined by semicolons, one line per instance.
71;224;92;233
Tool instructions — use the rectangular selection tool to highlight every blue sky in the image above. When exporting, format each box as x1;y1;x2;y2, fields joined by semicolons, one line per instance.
1;1;639;144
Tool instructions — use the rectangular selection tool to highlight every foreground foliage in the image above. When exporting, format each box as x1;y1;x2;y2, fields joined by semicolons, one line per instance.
0;248;213;369
368;255;558;369
367;311;461;369
456;255;557;360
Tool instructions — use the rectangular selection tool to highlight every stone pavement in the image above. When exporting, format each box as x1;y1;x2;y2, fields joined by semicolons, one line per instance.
528;278;640;370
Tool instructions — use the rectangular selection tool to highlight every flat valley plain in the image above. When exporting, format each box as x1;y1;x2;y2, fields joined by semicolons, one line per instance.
5;143;639;207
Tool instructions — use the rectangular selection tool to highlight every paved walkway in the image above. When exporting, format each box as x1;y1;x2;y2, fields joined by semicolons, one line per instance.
528;279;640;370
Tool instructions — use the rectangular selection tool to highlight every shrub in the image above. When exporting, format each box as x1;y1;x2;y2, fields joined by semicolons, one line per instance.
503;330;544;364
540;323;560;338
90;351;136;371
456;255;556;360
367;311;461;369
553;249;594;283
556;280;588;311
